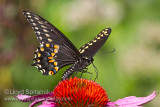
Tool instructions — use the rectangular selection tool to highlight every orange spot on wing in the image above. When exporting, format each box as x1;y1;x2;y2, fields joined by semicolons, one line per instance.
40;48;44;51
48;57;53;59
54;62;58;66
37;53;41;57
36;59;40;62
49;59;55;62
54;45;59;49
54;49;58;53
54;67;59;72
49;71;54;75
46;43;50;47
51;53;55;56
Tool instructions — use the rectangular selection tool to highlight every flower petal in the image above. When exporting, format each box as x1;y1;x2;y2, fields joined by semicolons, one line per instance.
29;99;46;107
15;93;53;102
107;91;157;107
15;94;32;101
15;93;56;107
37;101;57;107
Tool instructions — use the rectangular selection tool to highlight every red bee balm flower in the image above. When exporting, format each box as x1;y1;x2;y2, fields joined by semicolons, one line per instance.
16;77;157;107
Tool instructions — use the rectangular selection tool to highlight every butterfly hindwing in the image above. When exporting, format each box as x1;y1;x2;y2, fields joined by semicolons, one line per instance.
79;28;111;58
32;43;76;75
23;11;80;75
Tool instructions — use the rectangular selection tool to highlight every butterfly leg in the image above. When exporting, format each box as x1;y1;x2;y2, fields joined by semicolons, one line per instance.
85;71;93;80
80;68;88;78
73;71;79;77
78;68;88;78
80;71;84;78
81;68;93;80
92;62;98;81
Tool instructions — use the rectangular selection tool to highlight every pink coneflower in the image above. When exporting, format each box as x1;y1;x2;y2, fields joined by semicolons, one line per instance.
16;77;157;107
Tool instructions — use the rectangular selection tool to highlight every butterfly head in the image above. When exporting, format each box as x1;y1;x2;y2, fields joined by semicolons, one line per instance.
82;57;94;66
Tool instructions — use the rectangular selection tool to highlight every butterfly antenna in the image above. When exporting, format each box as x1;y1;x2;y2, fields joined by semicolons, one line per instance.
94;48;115;57
111;48;115;53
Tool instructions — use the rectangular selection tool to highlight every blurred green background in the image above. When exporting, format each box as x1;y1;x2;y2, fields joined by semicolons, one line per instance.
0;0;160;107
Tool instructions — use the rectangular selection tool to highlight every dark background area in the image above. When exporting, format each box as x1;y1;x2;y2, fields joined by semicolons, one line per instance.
0;0;160;106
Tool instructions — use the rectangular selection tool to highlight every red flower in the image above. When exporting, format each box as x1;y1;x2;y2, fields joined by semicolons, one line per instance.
53;77;109;106
16;77;157;107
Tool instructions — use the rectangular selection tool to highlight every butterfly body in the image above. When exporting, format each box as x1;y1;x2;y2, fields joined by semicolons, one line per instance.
62;57;93;80
23;11;111;80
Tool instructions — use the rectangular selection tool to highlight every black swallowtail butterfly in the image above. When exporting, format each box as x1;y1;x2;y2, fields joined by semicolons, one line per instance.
23;11;111;80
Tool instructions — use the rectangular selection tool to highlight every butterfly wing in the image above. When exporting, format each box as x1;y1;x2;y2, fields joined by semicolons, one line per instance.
79;28;111;58
23;11;81;75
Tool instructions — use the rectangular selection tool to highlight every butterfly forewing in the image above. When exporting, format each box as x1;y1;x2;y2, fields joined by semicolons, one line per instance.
23;11;80;75
23;11;80;56
79;28;111;58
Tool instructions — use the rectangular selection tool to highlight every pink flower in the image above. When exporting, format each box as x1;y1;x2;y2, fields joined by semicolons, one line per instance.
15;93;57;107
107;91;157;107
15;77;157;107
